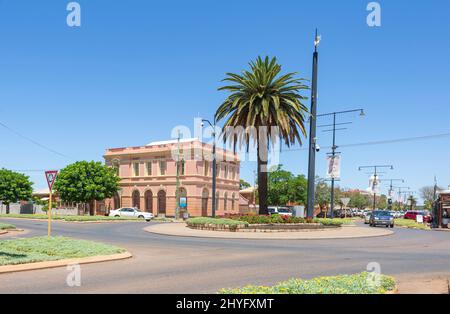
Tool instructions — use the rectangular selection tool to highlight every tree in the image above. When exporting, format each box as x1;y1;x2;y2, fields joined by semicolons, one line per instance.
348;191;370;209
315;178;331;212
266;165;307;206
420;186;442;210
54;161;120;215
0;169;33;214
216;56;309;215
240;179;251;190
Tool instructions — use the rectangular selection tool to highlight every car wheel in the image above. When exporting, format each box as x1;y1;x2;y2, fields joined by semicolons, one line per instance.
115;215;120;218
138;215;144;219
146;219;151;222
390;224;394;228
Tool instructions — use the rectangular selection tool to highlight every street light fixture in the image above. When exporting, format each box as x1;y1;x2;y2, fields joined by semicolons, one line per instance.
202;118;217;218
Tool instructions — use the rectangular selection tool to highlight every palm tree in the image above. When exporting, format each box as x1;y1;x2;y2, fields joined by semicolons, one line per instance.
215;56;309;215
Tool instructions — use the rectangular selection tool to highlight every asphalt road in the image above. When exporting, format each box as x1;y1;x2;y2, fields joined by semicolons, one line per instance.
0;219;449;294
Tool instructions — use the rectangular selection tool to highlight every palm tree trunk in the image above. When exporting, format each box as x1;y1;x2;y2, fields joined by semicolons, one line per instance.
257;133;269;215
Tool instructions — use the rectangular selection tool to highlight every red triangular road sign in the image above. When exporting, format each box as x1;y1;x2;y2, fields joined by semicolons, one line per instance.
45;170;58;191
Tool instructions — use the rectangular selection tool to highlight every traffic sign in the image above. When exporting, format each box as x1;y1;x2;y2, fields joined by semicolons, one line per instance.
45;170;58;190
45;170;58;237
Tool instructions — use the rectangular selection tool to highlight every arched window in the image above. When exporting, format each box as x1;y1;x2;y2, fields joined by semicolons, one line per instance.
144;190;153;213
201;188;209;217
132;190;140;209
231;193;236;212
113;192;121;210
223;192;228;212
157;190;167;215
215;191;220;212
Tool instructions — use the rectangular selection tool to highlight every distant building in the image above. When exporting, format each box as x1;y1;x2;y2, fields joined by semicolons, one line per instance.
103;138;240;217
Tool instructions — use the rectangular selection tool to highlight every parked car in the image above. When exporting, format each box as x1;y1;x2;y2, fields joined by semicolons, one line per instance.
403;211;431;223
109;207;154;221
268;207;293;217
369;210;394;228
364;212;372;224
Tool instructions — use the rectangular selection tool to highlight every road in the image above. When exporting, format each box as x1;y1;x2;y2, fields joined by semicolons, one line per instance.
1;219;449;294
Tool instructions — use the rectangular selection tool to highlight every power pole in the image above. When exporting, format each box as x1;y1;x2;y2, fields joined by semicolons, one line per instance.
358;165;394;210
306;29;320;219
318;109;365;218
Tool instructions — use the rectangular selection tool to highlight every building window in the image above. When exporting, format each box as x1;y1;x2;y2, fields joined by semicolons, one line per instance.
146;162;152;176
133;162;140;177
178;160;185;176
112;159;120;176
204;161;209;176
159;160;167;176
216;164;220;178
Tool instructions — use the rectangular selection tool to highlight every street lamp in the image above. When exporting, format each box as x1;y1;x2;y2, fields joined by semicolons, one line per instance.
306;29;321;219
358;165;394;210
202;118;217;218
318;108;365;218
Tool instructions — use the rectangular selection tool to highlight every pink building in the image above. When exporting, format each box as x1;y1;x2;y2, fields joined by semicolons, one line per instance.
103;138;240;217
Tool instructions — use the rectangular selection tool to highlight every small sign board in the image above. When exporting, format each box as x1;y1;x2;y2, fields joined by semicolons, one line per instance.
416;215;424;224
180;197;187;209
45;170;58;190
341;198;351;208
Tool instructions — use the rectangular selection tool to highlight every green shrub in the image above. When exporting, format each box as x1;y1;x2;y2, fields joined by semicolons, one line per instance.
219;272;396;294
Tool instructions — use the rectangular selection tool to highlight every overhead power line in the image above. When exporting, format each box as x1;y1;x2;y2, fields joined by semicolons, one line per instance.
282;132;450;153
0;121;71;159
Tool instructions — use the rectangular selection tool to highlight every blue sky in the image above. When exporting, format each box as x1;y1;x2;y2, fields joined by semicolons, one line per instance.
0;0;449;202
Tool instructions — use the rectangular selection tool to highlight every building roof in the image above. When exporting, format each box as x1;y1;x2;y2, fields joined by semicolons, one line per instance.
240;186;256;194
146;138;200;147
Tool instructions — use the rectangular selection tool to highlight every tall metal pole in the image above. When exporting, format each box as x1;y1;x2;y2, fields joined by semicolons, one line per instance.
202;118;217;218
358;165;394;211
211;122;217;218
306;30;320;219
175;131;181;220
330;113;336;218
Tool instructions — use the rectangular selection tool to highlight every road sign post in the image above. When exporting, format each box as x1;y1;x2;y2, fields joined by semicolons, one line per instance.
45;170;58;237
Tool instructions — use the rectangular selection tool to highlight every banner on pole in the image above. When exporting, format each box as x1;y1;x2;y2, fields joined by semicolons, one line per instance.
368;175;380;195
326;155;341;179
45;170;58;191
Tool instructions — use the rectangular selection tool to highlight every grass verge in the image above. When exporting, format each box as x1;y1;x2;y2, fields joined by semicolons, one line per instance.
219;272;396;294
0;236;125;266
0;214;141;222
395;219;430;230
0;223;16;230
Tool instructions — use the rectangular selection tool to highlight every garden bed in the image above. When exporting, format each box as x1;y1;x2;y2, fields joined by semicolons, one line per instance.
186;216;346;233
219;272;397;294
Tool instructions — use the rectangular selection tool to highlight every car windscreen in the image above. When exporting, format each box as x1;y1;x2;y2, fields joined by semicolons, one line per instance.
277;208;292;213
374;211;391;216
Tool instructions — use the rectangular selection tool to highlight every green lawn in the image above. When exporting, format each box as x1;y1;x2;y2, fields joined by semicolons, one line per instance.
0;223;16;230
219;272;396;294
395;219;430;230
0;214;141;222
0;236;125;266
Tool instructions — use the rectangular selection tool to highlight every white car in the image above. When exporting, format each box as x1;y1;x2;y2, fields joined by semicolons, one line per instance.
268;207;293;217
364;212;372;224
109;207;154;221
